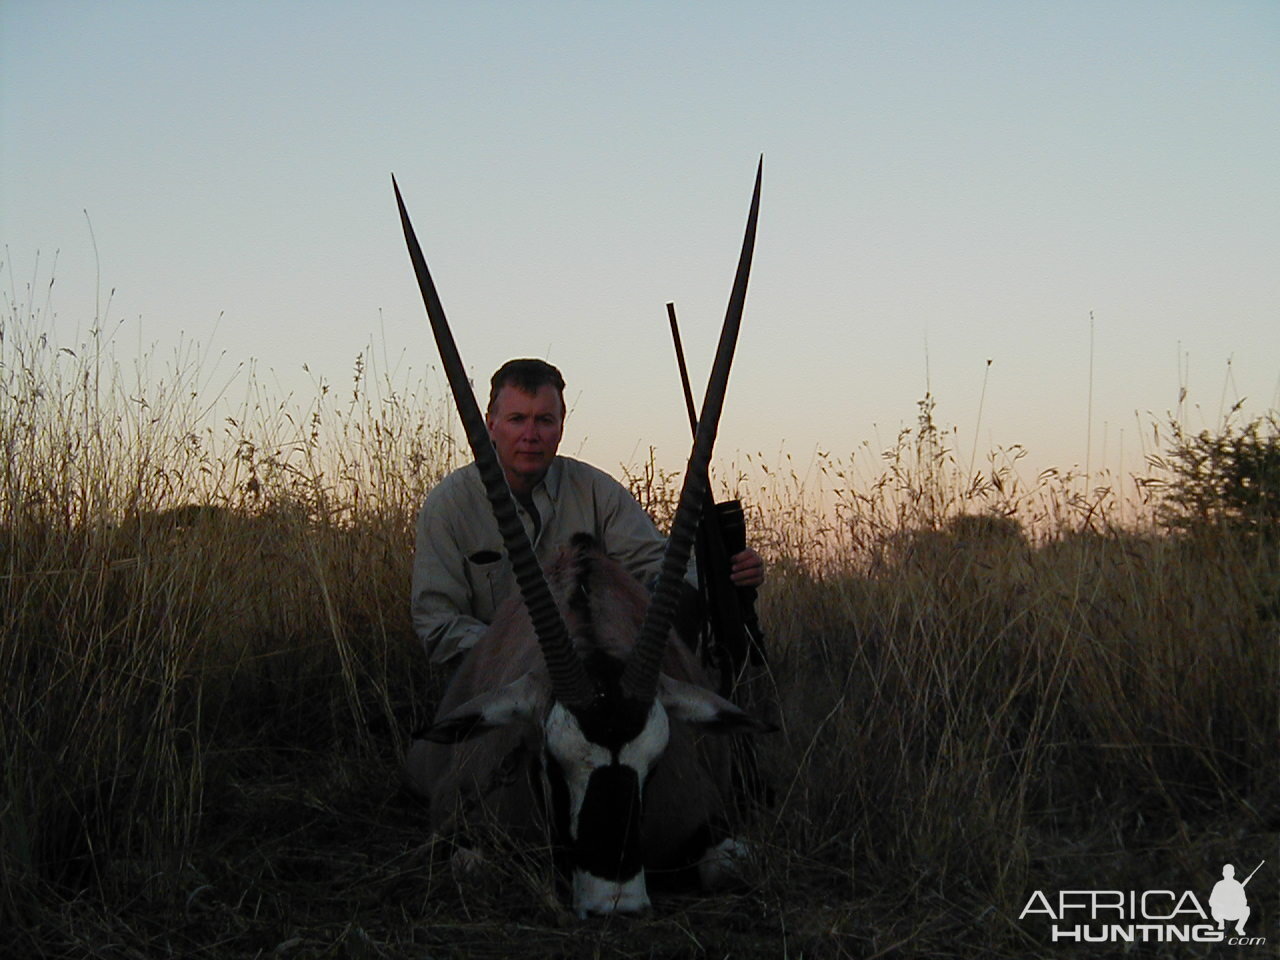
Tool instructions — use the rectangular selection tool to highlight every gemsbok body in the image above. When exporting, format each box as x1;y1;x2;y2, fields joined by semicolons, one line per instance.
394;159;770;917
406;533;768;915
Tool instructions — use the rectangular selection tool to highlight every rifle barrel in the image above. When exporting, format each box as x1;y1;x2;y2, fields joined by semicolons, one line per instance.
666;302;699;437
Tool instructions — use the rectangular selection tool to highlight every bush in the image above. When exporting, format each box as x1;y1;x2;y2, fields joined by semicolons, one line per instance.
1152;412;1280;537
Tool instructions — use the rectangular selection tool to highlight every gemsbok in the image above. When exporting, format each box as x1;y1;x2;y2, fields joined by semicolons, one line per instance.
396;160;772;917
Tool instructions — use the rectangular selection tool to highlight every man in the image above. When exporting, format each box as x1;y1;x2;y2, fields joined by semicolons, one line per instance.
412;358;764;664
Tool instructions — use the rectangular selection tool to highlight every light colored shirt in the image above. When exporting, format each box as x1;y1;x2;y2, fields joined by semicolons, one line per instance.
412;455;681;663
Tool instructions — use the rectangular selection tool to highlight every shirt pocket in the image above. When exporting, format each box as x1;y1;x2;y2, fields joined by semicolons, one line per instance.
464;548;505;623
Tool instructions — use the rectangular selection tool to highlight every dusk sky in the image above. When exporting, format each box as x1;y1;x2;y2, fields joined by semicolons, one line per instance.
3;1;1277;501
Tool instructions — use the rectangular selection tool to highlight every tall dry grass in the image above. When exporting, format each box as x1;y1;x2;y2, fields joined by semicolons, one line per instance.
1;282;458;941
3;276;1276;958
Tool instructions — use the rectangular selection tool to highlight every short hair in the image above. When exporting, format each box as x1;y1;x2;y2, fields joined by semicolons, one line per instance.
487;358;566;416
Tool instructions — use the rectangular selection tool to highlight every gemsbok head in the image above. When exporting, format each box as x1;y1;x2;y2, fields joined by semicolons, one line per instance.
396;160;772;917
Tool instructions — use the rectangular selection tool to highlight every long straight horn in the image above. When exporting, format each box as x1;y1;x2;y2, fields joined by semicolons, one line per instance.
621;157;763;704
393;176;595;710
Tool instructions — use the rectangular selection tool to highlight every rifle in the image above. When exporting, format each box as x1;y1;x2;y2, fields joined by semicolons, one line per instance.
668;302;772;815
1242;860;1265;886
665;302;768;696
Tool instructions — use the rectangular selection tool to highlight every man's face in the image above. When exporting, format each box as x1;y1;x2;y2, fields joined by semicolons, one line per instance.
486;384;564;493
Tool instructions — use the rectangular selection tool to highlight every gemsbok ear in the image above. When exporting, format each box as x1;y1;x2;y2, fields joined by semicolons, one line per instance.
657;675;777;734
423;672;550;743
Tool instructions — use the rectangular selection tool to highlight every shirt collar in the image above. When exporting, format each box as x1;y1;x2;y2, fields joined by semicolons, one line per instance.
467;455;563;501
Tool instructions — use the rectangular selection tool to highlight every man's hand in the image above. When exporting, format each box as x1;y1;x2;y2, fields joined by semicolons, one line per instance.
729;547;765;588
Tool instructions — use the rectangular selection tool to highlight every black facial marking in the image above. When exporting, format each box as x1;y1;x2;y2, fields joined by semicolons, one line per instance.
574;764;644;881
573;653;651;748
557;535;654;748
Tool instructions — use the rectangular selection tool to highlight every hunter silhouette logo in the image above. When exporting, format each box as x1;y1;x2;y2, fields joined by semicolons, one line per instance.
1210;861;1264;937
1019;859;1267;946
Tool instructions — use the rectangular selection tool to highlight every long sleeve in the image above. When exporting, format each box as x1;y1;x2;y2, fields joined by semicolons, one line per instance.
410;468;494;663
